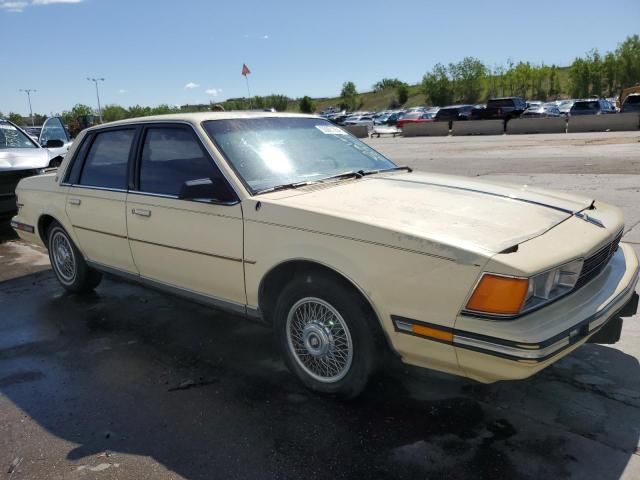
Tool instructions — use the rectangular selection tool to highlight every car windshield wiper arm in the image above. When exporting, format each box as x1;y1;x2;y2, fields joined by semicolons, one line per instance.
254;180;318;195
358;166;413;176
317;170;365;183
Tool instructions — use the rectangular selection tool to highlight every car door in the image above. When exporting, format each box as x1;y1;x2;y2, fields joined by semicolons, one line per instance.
65;126;139;274
126;123;246;309
39;116;71;159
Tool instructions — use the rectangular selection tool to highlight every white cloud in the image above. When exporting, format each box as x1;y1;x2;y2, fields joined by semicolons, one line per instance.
1;0;83;11
184;82;200;90
32;0;84;4
205;88;221;97
262;34;269;40
118;89;127;94
0;1;28;11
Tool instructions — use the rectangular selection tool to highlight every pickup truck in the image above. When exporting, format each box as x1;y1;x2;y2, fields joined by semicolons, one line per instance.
471;97;527;121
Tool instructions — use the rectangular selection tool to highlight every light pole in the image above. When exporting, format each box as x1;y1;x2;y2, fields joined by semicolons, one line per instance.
87;77;105;123
19;89;37;126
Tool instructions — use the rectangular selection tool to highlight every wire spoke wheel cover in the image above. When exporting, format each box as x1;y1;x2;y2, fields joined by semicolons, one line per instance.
286;297;354;383
51;230;76;284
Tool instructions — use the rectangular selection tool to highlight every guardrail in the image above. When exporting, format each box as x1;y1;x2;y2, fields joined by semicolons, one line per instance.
506;117;567;134
451;119;504;136
342;125;369;138
388;113;640;138
567;113;640;133
402;122;450;137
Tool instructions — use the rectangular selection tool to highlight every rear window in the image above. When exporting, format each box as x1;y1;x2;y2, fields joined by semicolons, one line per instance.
625;95;640;105
79;129;135;189
572;101;600;111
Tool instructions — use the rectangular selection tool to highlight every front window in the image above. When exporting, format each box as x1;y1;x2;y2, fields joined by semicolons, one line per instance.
203;118;396;193
0;122;37;149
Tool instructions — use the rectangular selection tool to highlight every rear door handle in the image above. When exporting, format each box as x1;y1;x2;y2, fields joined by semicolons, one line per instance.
132;208;151;217
68;198;81;206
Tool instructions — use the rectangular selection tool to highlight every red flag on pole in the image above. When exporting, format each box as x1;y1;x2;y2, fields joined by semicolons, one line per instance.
242;63;251;76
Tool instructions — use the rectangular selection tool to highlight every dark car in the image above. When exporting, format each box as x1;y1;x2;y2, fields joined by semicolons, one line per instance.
569;99;616;116
472;97;527;120
385;111;406;126
521;103;562;118
621;94;640;113
434;105;476;121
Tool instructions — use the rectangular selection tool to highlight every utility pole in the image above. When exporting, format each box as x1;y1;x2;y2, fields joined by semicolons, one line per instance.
87;77;105;123
19;89;37;126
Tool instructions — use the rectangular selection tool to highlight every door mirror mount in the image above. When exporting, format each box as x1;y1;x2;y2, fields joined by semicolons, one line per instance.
178;178;218;202
44;139;65;149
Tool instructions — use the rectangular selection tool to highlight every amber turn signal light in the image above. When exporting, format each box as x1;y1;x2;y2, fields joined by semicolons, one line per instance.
466;274;529;315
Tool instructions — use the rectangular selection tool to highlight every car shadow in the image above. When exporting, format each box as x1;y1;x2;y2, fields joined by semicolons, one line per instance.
1;271;639;479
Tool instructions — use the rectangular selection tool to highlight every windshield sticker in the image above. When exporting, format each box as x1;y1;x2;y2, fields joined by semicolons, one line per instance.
315;125;347;135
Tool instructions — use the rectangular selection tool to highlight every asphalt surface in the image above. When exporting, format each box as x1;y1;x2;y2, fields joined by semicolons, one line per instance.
1;131;640;479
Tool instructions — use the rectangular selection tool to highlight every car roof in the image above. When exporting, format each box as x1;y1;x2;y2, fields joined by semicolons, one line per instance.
88;111;318;131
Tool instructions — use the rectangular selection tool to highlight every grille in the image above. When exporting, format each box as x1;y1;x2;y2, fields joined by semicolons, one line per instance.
575;231;623;289
0;169;38;196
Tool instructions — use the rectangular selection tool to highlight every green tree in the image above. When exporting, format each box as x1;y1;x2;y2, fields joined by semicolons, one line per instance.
61;104;94;124
396;83;409;105
340;81;358;111
8;112;24;125
422;63;453;106
262;94;290;112
128;105;152;118
102;104;129;122
548;66;561;99
299;96;316;113
602;52;618;96
373;78;405;92
449;57;487;103
615;34;640;89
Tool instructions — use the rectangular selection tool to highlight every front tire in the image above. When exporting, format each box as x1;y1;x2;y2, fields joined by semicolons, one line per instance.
274;273;377;398
47;221;102;293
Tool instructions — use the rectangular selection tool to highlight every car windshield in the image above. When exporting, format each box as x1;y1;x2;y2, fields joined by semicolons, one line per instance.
0;122;37;149
203;117;396;193
625;95;640;104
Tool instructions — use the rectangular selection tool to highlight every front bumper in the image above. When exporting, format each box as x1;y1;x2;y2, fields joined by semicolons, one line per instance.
454;243;638;382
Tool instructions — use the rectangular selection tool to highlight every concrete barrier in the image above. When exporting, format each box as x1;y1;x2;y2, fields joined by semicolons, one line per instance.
342;125;369;138
567;113;640;133
401;122;450;137
452;120;504;136
506;117;567;134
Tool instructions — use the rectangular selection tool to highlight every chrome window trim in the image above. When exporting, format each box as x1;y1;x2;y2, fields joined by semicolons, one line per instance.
66;184;128;194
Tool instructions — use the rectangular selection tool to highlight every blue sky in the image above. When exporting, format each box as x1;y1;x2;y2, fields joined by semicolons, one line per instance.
2;0;639;115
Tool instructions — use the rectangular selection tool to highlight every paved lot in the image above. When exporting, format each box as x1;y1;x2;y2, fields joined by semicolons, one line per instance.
1;131;639;479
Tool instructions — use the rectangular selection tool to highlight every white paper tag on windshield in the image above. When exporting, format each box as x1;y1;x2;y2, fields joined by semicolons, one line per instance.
316;125;347;135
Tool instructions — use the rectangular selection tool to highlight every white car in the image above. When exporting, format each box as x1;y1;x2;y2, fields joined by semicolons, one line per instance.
343;115;374;127
0;117;71;216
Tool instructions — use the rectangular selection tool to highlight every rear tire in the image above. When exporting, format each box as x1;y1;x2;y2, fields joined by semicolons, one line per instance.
47;221;102;293
273;272;377;398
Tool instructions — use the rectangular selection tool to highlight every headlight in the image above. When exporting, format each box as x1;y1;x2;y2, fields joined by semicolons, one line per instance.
464;259;584;318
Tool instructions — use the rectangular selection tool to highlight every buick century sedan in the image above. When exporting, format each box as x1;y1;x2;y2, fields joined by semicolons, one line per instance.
11;113;639;397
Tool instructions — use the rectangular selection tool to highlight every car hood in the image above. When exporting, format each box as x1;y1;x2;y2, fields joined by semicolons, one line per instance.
265;172;593;256
0;148;50;172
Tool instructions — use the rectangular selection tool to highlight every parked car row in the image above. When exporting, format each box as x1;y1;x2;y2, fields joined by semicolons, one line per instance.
323;94;637;133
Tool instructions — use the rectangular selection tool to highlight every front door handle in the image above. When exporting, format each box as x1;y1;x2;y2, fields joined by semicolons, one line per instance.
132;208;151;217
68;198;81;206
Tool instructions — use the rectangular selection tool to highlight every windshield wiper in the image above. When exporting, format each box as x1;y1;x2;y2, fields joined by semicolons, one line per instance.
254;180;318;195
358;166;413;176
317;170;365;183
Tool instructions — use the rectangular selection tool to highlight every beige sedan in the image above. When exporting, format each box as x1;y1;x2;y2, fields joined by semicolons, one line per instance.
11;112;639;397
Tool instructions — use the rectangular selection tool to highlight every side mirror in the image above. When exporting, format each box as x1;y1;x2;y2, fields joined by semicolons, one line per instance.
178;178;218;202
45;139;64;148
